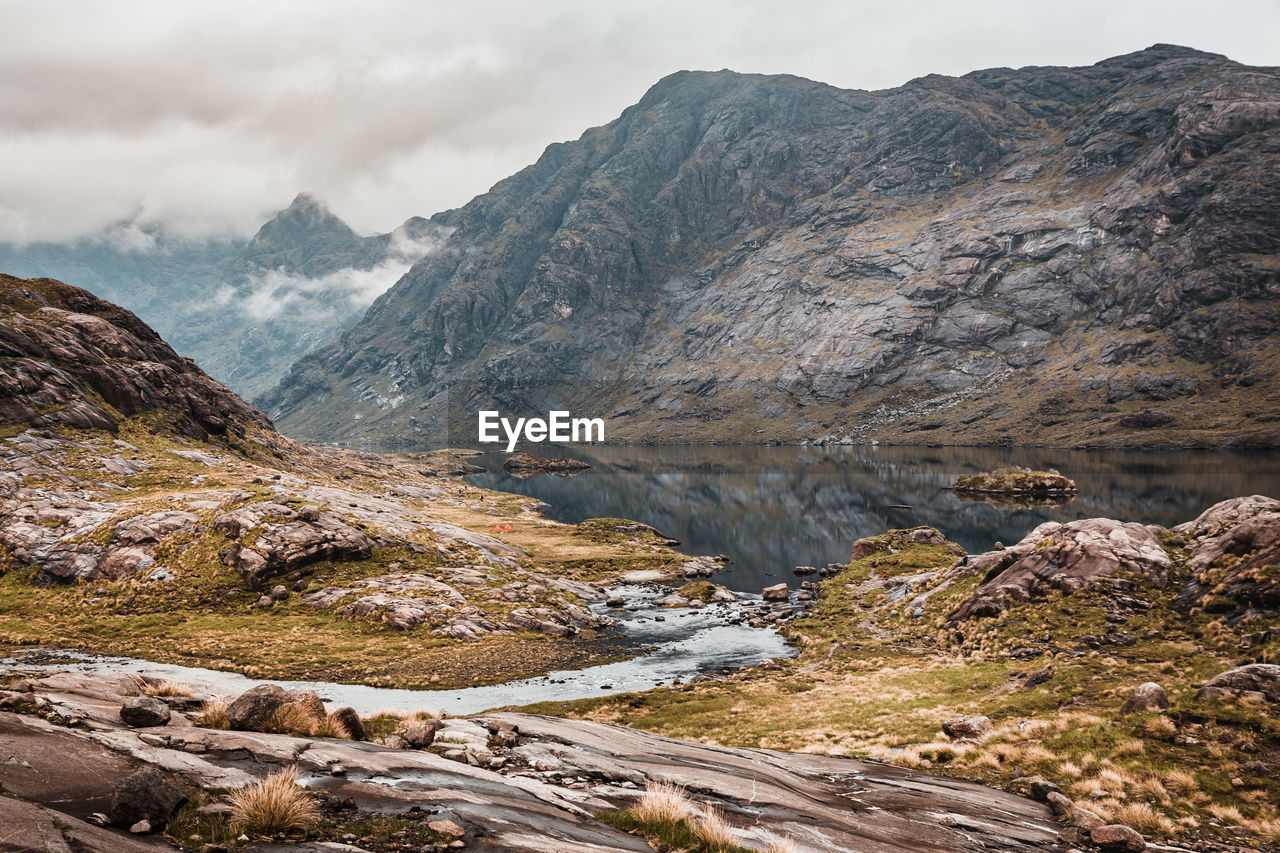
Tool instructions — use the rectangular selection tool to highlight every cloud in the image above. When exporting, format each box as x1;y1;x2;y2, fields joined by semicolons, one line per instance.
1;0;1278;243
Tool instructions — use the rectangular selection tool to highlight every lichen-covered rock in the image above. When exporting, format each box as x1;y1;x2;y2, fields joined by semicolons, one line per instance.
949;518;1170;621
1175;496;1280;611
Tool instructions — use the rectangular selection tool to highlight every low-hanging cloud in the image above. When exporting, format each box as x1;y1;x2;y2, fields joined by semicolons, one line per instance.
2;0;1278;243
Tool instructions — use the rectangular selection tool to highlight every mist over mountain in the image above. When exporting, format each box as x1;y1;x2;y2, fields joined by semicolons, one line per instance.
261;45;1280;448
0;194;451;399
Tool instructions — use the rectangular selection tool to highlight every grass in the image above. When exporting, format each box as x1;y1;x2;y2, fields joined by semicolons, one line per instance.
598;782;755;853
198;698;229;729
0;416;678;690
533;528;1280;848
228;767;321;835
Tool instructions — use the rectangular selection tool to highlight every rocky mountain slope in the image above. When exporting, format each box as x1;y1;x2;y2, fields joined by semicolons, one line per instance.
0;195;451;399
264;44;1280;448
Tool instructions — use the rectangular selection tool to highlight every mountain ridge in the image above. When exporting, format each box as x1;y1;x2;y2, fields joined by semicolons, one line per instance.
264;44;1280;448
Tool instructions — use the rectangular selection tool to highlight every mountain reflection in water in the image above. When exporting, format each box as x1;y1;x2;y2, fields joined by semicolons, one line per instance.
440;444;1280;593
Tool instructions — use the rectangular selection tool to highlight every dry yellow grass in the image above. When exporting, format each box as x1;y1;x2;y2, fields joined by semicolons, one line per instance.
1165;769;1199;797
693;806;741;853
229;767;320;834
199;698;229;730
1134;776;1171;804
1208;803;1245;824
1111;802;1177;835
1247;817;1280;844
759;833;800;853
268;703;324;737
632;781;694;829
1133;715;1178;741
132;675;197;698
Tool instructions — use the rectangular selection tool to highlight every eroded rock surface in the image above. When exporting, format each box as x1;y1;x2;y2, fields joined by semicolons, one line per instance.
0;670;1067;853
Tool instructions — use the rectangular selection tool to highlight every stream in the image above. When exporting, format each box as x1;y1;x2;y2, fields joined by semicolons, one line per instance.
0;585;793;714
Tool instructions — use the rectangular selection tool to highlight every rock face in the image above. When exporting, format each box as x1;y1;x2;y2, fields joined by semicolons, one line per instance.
0;277;273;439
1196;663;1280;702
265;45;1280;449
1174;495;1280;610
949;518;1171;621
0;194;452;399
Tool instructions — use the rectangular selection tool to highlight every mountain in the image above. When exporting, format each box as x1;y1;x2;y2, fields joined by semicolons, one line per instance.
262;45;1280;448
0;194;452;400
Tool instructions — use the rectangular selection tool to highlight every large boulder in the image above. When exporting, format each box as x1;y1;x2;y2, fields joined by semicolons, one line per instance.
1195;664;1280;703
762;583;790;601
942;715;994;742
1175;496;1280;610
108;768;186;829
1119;682;1170;714
226;684;287;731
1091;823;1145;851
119;696;171;728
949;518;1170;621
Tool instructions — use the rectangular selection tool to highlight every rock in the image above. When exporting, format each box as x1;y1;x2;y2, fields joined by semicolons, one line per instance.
383;734;408;749
129;819;151;834
502;453;590;474
270;584;290;601
119;696;171;728
606;596;624;607
1046;791;1073;816
226;684;287;731
1024;667;1055;688
1196;664;1280;702
194;802;234;818
282;689;325;721
942;715;994;742
1091;823;1146;851
1070;806;1105;831
950;518;1170;622
401;723;439;748
1030;780;1060;802
330;706;364;740
109;768;186;829
1119;682;1169;714
428;819;466;838
793;565;817;576
762;583;789;601
215;503;375;588
953;467;1077;494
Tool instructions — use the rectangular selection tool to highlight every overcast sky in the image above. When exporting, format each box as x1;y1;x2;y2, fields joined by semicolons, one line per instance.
2;0;1278;243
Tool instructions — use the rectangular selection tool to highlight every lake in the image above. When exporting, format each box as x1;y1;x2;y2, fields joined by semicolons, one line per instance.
461;444;1280;593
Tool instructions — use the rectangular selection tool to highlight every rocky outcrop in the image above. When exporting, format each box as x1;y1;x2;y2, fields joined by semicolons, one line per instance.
0;276;273;439
266;45;1280;449
1195;663;1280;702
949;519;1171;621
502;452;591;477
953;467;1077;494
1174;495;1280;610
215;501;376;587
0;670;1067;853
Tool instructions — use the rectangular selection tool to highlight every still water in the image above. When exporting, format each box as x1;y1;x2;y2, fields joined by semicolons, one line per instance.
463;444;1280;593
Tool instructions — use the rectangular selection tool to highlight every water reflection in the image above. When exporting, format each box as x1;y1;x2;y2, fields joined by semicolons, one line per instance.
457;444;1280;592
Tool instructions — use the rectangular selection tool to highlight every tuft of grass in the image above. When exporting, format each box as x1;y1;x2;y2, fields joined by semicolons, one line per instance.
692;806;741;852
1165;769;1199;797
632;781;695;830
268;702;325;737
199;698;229;730
1110;802;1176;835
759;834;801;853
229;767;320;835
133;675;197;698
